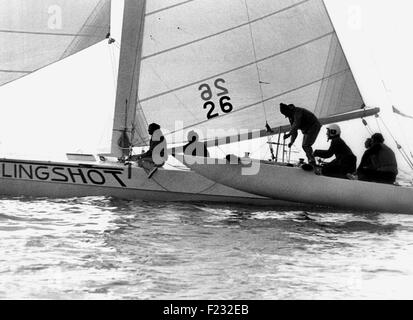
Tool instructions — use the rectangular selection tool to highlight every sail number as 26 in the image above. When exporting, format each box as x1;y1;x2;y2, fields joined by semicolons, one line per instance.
199;78;233;120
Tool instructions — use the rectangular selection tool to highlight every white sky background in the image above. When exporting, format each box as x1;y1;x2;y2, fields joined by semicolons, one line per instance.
0;0;412;174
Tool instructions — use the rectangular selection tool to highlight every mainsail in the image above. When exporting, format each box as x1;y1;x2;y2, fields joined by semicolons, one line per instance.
0;0;111;87
112;0;371;155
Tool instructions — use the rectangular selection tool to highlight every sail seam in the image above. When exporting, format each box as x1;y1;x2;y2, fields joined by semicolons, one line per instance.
146;0;197;16
0;70;31;74
139;32;334;103
162;68;351;139
0;30;103;37
141;0;312;61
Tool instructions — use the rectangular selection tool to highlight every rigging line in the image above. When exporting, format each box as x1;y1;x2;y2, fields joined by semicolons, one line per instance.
164;68;351;137
399;148;413;169
140;32;334;103
361;118;373;135
377;116;413;169
243;0;267;121
377;116;398;143
375;115;382;133
395;115;413;157
396;146;413;170
142;0;311;60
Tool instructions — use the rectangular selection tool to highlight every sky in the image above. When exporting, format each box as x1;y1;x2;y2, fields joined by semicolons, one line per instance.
0;0;412;173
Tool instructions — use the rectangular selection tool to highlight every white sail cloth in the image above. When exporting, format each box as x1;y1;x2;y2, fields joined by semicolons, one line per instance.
0;0;111;86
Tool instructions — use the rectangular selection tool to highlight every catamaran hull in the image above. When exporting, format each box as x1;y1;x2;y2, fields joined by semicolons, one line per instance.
184;157;413;214
0;158;297;206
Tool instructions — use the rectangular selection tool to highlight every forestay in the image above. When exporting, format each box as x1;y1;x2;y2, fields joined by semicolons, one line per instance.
0;0;111;86
112;0;366;154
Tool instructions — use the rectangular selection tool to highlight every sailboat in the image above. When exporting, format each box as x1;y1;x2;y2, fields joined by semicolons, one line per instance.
0;0;300;206
156;0;412;213
1;0;411;213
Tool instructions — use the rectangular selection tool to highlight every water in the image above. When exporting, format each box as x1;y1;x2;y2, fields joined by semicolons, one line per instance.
1;196;413;300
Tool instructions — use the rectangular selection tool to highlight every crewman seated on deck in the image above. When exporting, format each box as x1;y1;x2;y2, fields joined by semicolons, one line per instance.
134;123;167;178
313;124;357;179
349;133;398;184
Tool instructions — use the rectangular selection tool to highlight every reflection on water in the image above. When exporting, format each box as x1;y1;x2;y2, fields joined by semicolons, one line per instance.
0;196;413;299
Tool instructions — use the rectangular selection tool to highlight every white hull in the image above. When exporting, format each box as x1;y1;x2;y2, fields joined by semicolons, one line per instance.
184;156;413;214
0;158;298;206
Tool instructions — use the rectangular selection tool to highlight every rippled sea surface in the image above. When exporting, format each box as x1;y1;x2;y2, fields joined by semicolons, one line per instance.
1;196;413;300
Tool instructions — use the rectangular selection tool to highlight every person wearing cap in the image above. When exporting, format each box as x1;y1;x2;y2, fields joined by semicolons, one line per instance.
354;133;398;184
313;124;357;179
183;130;209;157
279;103;321;165
135;123;167;178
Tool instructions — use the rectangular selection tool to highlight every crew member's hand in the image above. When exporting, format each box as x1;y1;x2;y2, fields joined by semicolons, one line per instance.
284;133;290;139
288;142;293;148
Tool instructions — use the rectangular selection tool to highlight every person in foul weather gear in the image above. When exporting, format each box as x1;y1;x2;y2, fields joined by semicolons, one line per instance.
279;103;321;165
183;130;209;157
313;124;357;179
356;133;398;184
353;138;374;173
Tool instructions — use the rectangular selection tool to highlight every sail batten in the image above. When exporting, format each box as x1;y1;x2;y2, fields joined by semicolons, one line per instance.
0;0;111;87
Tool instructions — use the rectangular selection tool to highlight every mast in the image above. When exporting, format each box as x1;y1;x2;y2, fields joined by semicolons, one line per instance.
111;0;147;157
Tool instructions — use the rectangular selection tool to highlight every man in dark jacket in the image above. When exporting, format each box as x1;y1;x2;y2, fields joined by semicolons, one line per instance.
356;133;398;184
135;123;167;178
313;124;357;179
280;103;321;165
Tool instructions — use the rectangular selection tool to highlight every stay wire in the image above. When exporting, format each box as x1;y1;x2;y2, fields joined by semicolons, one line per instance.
394;114;413;160
361;118;373;135
377;116;413;170
243;0;267;122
